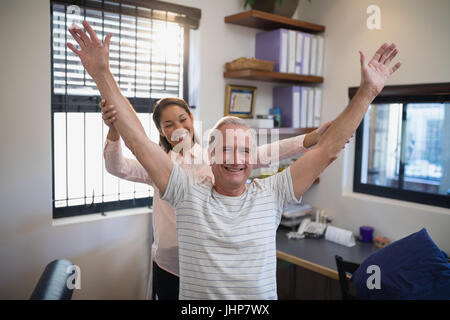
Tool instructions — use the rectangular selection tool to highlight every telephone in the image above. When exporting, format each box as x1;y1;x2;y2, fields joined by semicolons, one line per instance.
287;218;327;240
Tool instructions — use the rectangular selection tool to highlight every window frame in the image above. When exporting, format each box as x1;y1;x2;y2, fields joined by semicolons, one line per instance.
350;82;450;209
50;0;200;219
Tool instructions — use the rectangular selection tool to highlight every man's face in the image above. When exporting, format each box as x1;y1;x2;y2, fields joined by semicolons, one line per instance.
210;124;254;191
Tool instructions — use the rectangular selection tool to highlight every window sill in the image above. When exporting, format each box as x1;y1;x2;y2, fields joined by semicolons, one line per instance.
342;192;450;215
52;206;152;227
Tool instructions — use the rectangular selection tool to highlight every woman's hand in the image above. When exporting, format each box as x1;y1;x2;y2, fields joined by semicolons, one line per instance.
304;121;352;148
100;99;120;141
100;99;117;127
67;21;113;79
303;122;331;148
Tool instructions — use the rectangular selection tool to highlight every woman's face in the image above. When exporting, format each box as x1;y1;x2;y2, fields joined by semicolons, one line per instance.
159;104;195;149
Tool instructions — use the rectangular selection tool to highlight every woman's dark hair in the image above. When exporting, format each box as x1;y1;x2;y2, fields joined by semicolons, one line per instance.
152;97;197;153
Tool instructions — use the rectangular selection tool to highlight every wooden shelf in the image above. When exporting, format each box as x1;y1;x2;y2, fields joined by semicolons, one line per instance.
224;69;323;84
224;10;325;33
278;127;317;135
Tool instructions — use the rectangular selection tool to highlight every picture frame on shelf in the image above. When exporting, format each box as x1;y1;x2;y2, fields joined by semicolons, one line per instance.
224;84;256;118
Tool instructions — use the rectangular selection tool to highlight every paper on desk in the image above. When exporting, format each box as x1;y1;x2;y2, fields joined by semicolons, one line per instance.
325;225;355;247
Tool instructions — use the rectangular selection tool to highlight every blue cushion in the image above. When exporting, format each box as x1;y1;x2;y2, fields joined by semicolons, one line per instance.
351;228;450;299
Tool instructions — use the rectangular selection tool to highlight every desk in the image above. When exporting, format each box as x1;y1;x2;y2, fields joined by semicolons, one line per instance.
276;227;378;280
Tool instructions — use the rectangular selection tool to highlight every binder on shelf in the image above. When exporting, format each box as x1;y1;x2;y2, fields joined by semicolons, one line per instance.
273;86;302;128
316;35;324;76
313;88;322;127
300;87;308;128
295;32;304;75
255;28;289;73
310;36;318;76
288;30;297;74
307;87;315;127
301;33;311;75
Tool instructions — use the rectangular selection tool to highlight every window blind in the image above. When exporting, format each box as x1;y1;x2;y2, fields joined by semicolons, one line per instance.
52;1;187;108
50;0;200;218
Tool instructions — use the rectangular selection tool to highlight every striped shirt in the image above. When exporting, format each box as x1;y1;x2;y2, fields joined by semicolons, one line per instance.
161;163;302;300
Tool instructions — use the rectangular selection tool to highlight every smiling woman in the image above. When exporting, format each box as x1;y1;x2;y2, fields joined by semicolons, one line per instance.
152;97;198;154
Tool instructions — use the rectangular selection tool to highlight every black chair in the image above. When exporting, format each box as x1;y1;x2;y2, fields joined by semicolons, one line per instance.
30;259;75;300
335;255;360;300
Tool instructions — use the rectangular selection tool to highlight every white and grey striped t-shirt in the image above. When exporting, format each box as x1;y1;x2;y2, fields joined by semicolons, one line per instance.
161;163;302;300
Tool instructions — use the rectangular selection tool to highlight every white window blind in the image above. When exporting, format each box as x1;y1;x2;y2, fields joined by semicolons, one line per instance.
52;1;184;100
50;0;199;218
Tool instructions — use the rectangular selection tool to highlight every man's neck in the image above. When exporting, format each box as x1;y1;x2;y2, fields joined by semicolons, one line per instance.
213;183;246;197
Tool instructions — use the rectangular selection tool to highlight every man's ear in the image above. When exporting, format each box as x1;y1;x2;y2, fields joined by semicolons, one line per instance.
207;147;215;165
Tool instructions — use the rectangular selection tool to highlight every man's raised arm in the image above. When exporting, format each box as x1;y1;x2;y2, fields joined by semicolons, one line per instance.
290;43;401;199
67;21;173;194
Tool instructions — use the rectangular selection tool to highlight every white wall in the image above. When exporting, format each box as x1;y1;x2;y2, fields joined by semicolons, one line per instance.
0;0;150;299
292;0;450;252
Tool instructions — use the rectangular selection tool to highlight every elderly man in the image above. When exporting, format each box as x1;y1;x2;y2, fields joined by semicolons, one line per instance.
68;21;400;299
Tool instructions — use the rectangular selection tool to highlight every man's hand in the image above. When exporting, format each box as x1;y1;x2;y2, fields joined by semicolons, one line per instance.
67;21;112;79
359;43;401;96
290;43;401;199
66;21;173;195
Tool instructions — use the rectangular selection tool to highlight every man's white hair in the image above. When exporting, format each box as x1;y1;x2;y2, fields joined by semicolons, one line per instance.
213;116;249;130
208;116;250;148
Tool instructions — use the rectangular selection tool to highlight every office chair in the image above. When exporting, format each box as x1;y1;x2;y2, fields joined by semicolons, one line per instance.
30;259;75;300
335;255;360;300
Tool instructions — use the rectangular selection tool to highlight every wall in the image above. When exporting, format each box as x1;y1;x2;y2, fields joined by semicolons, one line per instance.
0;0;150;299
292;0;450;252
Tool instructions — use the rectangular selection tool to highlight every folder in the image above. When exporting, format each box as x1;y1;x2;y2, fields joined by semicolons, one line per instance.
313;88;322;127
316;36;324;76
310;36;318;76
295;32;304;75
301;33;311;75
300;87;308;128
273;86;301;127
255;29;289;73
307;87;314;127
288;30;297;74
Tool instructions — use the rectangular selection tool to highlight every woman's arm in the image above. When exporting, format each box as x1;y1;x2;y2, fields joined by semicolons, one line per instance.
104;138;153;185
254;122;332;169
101;100;153;185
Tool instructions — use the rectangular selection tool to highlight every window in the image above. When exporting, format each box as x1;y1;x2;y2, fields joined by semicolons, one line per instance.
352;83;450;208
51;0;201;218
